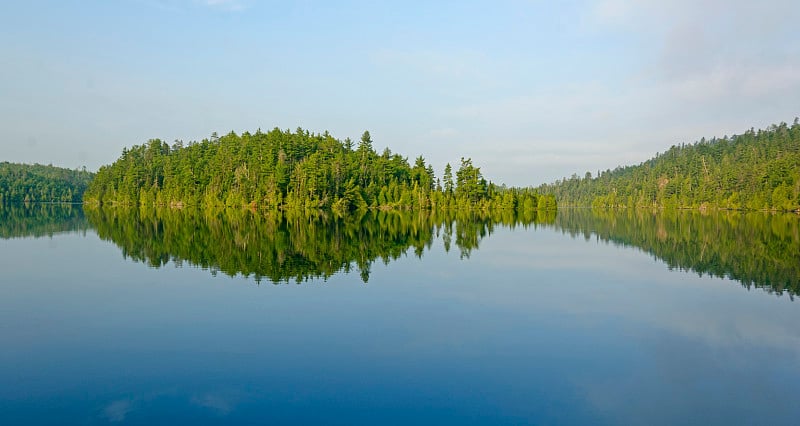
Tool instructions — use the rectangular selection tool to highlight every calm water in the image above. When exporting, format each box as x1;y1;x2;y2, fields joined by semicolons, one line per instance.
1;204;799;425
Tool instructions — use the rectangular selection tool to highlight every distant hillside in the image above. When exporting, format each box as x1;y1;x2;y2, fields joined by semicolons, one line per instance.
539;120;800;211
0;162;94;203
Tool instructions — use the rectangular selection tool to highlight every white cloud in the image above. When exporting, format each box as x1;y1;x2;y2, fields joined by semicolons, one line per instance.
663;62;800;102
587;0;800;77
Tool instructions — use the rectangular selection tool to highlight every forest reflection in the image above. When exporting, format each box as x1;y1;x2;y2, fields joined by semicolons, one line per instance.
3;203;797;296
85;207;554;283
0;203;88;239
550;209;800;298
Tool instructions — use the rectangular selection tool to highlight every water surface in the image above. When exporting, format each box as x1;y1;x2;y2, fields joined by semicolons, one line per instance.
1;205;798;425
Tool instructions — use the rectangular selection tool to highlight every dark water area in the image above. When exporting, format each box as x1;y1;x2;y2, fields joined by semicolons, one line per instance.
1;204;799;425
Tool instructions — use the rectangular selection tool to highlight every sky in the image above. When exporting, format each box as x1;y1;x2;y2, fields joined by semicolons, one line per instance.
1;0;798;186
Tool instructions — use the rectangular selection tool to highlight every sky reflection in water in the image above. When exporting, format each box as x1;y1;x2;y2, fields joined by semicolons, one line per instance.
0;207;798;425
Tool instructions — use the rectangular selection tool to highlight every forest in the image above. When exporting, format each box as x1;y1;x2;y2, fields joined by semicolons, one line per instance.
83;128;557;213
538;120;800;211
7;121;800;213
0;162;93;204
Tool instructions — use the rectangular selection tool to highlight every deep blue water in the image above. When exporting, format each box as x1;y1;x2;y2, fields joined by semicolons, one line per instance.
1;210;799;425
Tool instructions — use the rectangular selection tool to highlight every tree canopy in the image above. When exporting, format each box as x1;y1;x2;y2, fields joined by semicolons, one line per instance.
538;120;800;211
83;128;556;213
0;162;93;203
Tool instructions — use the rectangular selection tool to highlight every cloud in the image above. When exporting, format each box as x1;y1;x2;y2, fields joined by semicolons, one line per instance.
661;62;800;103
582;0;800;106
587;0;800;78
424;1;800;185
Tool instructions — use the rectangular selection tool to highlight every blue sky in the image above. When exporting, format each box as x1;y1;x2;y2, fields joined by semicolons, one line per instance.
1;0;798;186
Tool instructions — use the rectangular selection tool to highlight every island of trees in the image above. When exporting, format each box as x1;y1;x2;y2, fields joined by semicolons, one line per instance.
0;162;93;203
538;120;800;211
83;128;556;213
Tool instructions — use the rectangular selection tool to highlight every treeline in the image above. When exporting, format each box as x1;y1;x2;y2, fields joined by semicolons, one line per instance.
0;162;94;203
84;128;556;212
548;209;800;298
86;206;556;284
538;121;800;211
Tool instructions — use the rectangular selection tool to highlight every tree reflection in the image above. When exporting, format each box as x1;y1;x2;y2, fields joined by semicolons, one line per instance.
550;209;800;298
5;203;795;297
0;203;88;239
85;206;555;284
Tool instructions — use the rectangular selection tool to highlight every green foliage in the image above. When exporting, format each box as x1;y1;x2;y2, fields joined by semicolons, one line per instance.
84;128;556;214
551;209;800;297
454;157;486;206
539;121;800;211
85;206;556;284
0;162;93;203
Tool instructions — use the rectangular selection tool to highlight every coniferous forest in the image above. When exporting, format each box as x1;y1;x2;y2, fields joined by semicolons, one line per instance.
0;162;93;203
83;128;556;212
5;121;800;213
538;121;800;211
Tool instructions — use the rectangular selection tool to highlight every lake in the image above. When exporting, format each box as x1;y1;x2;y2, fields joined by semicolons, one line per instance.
1;204;799;425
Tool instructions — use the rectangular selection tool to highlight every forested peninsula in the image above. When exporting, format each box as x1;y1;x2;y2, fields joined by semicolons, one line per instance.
539;121;800;211
84;128;556;212
0;162;93;203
